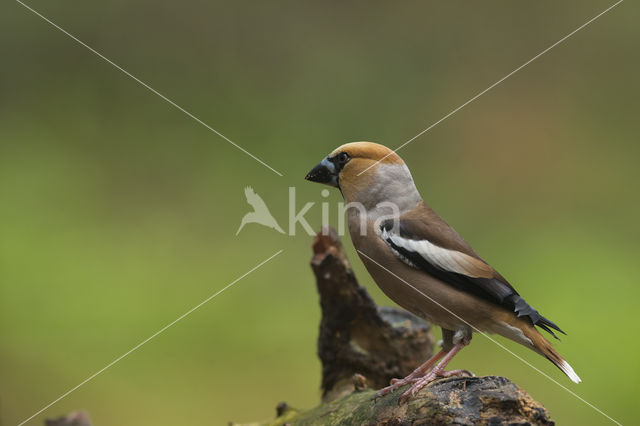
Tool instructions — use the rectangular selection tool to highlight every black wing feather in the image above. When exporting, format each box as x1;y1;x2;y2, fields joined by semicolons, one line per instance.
381;221;565;339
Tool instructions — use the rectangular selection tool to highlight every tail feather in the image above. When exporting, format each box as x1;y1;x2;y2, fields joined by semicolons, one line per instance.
523;324;581;383
536;315;566;340
557;359;581;384
509;295;566;340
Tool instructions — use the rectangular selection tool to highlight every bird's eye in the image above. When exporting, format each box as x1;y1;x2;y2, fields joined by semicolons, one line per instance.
337;152;350;164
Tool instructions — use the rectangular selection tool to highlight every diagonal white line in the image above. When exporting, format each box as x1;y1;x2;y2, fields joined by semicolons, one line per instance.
357;249;622;425
17;249;284;426
358;0;624;176
15;0;284;177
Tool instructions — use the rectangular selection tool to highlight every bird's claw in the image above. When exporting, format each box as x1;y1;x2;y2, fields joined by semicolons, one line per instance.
376;377;419;399
441;368;474;378
398;374;434;404
396;368;475;404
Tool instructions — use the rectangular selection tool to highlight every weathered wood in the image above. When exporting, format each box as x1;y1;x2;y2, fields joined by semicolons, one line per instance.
312;226;434;402
270;376;553;426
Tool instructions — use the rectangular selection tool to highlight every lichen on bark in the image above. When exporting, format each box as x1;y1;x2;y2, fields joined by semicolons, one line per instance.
255;376;553;426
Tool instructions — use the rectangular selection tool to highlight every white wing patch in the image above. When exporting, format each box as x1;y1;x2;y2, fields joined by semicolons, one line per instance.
380;228;488;278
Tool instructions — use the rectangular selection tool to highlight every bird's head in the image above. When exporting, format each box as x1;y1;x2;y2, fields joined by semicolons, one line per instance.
305;142;419;209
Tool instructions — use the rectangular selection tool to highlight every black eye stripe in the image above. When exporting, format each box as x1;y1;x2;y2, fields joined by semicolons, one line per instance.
330;152;350;163
329;152;351;172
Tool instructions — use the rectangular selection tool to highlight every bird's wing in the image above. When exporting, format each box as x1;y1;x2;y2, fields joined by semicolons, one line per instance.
379;202;564;338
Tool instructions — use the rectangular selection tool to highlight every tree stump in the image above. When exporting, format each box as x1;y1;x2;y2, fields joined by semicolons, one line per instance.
272;376;553;426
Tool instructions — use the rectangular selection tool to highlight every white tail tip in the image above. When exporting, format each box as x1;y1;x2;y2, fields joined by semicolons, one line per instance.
560;360;582;383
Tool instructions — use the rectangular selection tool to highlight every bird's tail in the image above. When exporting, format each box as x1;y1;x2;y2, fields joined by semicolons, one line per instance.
523;326;581;384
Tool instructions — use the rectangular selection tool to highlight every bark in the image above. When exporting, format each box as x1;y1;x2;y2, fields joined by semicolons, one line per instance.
311;226;434;402
269;376;553;426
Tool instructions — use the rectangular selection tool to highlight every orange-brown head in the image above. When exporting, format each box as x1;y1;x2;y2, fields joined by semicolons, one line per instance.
305;142;416;207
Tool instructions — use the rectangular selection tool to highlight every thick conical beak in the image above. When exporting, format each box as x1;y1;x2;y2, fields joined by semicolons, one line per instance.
305;157;338;187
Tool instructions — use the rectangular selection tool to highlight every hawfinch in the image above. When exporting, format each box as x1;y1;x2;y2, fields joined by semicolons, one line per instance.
305;141;580;401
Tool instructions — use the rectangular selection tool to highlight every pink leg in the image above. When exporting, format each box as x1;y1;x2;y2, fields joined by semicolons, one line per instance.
399;342;473;403
376;350;446;397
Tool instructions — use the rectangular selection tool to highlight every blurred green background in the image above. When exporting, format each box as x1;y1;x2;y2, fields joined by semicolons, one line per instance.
1;1;638;425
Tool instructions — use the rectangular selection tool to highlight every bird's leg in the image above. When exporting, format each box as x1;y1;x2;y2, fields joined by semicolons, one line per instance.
399;340;472;403
376;349;446;397
391;349;446;384
376;328;455;398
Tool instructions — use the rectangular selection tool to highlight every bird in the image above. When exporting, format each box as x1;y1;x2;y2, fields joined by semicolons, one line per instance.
236;186;285;235
305;141;580;402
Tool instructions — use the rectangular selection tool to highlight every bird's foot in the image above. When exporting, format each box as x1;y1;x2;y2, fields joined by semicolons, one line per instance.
375;350;447;399
398;370;439;403
397;368;474;404
440;368;474;378
376;376;420;398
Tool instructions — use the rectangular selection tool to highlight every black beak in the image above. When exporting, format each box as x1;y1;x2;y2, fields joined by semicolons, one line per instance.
305;158;338;187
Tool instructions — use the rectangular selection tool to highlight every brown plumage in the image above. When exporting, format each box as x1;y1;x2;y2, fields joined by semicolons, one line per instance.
305;141;580;400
